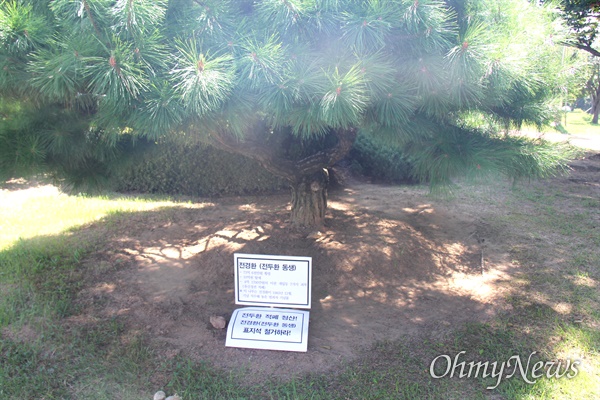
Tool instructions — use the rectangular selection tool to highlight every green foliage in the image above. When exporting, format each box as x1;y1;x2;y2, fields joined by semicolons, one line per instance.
112;140;286;197
0;99;122;188
560;0;600;57
350;132;416;183
405;127;578;189
0;98;284;195
171;39;235;116
0;0;579;198
0;100;46;177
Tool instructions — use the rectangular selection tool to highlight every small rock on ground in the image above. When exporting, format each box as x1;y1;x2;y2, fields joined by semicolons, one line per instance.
210;315;227;329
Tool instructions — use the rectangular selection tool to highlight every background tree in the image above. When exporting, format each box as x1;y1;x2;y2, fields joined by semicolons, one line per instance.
583;56;600;122
0;0;574;228
559;0;600;122
561;0;600;56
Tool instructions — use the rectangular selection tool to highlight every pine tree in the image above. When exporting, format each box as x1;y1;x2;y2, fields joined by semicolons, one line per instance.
0;0;574;227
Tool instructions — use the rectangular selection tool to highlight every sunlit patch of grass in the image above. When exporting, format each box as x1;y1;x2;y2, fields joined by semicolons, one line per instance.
561;110;600;135
511;323;600;400
0;187;184;250
0;181;197;325
554;324;600;361
0;182;188;398
525;109;600;136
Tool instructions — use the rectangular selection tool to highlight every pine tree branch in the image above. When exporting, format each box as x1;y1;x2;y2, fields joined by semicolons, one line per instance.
127;0;134;34
294;128;357;176
209;130;298;181
572;42;600;58
209;127;357;182
281;0;300;20
82;0;104;39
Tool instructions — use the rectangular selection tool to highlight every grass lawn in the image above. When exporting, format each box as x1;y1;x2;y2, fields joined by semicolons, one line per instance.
559;109;600;136
1;151;599;399
520;109;600;151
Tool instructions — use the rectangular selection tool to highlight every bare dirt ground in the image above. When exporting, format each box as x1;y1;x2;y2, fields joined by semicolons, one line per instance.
74;185;514;380
4;143;599;383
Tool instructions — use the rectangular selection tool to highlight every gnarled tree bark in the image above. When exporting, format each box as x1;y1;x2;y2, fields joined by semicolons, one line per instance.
208;126;356;228
290;169;329;228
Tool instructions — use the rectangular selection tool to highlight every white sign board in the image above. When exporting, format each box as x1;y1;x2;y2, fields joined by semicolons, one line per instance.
225;307;310;352
234;253;312;309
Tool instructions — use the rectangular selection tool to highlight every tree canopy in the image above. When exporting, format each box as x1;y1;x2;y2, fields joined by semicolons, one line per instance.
0;0;575;227
560;0;600;57
556;0;600;122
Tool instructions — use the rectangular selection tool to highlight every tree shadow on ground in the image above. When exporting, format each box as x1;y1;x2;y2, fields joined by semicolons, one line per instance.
40;187;505;380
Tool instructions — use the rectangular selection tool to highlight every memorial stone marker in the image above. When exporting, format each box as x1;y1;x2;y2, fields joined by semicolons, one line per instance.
226;253;312;352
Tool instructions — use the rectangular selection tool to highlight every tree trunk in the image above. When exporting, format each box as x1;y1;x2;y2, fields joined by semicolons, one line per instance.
586;65;600;124
290;169;328;228
208;127;357;229
592;86;600;124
